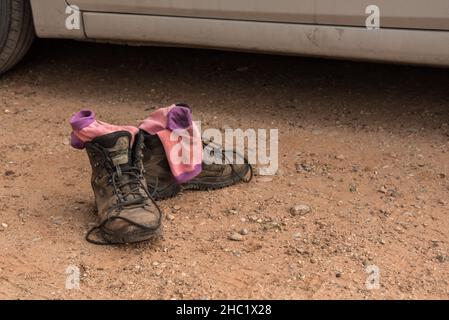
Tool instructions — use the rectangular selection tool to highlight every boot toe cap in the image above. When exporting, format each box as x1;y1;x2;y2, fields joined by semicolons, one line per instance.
102;207;162;243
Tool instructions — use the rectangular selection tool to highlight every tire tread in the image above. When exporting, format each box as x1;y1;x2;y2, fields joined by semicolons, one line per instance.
0;0;35;74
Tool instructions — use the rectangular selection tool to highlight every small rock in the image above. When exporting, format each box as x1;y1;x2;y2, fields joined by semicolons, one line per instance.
239;228;249;236
173;205;181;211
50;216;64;225
1;222;8;229
296;161;314;173
228;232;244;241
290;204;311;216
335;272;342;278
226;208;238;215
335;154;345;160
232;250;242;257
402;211;414;217
166;214;175;221
349;184;357;192
378;186;388;194
248;215;258;222
152;261;160;267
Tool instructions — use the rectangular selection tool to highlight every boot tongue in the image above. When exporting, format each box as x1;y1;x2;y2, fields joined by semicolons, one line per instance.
92;131;131;166
93;131;145;203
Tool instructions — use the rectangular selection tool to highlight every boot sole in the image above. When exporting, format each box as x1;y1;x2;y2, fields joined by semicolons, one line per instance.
183;164;251;191
149;166;251;199
183;173;241;190
101;224;163;244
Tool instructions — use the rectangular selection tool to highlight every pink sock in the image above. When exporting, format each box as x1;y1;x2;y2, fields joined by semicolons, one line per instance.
139;104;202;183
70;109;139;149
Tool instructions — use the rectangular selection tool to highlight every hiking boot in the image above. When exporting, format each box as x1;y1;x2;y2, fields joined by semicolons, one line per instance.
143;133;252;199
85;130;162;244
183;139;253;190
142;131;182;200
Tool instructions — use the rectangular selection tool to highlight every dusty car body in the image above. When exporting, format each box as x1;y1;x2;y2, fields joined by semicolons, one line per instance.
1;0;449;74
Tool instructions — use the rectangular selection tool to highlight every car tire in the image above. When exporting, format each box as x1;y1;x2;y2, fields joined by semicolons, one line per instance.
0;0;35;75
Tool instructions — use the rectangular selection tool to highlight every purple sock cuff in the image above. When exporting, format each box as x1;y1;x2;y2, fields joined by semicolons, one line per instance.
166;105;192;131
174;163;202;184
70;109;96;131
70;131;85;149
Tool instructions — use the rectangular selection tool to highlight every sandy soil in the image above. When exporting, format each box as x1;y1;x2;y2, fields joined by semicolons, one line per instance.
0;40;448;299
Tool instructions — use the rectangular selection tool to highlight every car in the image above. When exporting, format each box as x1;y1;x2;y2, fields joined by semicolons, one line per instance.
1;0;449;74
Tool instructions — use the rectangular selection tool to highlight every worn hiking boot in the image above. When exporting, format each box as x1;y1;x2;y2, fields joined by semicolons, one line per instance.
85;130;162;244
142;131;181;200
183;139;253;190
143;133;252;199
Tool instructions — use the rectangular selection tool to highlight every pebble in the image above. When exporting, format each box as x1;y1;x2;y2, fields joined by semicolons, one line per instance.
152;261;160;267
378;186;388;194
166;214;175;221
402;211;414;217
239;228;249;236
51;216;64;225
228;232;244;241
290;204;311;216
335;154;345;160
296;161;314;173
336;272;342;278
173;205;181;211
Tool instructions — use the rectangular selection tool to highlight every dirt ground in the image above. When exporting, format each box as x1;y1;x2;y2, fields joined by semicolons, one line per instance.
0;40;448;300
